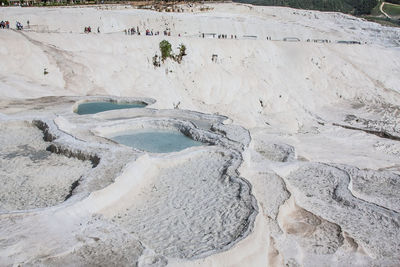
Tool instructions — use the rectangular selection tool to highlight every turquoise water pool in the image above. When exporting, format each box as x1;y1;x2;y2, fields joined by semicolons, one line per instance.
111;130;203;153
76;101;146;115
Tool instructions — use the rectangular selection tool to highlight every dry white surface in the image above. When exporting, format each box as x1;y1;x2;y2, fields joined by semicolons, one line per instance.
0;120;92;212
0;3;399;267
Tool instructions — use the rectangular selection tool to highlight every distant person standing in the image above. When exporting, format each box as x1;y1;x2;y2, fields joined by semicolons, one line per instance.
27;20;29;28
97;27;100;33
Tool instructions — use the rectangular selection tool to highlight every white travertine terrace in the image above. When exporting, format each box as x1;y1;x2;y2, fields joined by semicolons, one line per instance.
0;3;399;266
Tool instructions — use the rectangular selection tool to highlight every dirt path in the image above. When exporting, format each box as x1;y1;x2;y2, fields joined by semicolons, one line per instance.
380;2;392;19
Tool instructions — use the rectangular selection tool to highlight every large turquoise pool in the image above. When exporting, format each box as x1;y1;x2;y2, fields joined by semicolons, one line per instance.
111;130;203;153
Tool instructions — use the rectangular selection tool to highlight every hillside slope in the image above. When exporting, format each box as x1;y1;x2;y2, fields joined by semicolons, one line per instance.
233;0;379;15
0;4;399;129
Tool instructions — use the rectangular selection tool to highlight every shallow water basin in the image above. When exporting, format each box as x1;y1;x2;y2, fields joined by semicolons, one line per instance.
76;101;146;115
110;130;203;153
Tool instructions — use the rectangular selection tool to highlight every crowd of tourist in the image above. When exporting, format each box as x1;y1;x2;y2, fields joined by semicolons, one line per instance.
218;34;237;39
84;26;92;33
306;39;331;43
2;18;363;46
124;27;172;36
84;26;101;33
0;20;27;30
0;20;10;29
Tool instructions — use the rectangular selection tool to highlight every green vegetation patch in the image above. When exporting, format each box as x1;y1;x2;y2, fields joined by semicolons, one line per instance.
363;15;400;26
370;0;383;16
383;2;400;16
153;40;187;67
233;0;379;15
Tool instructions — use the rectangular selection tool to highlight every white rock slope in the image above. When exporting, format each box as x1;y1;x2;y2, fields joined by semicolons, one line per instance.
0;3;399;267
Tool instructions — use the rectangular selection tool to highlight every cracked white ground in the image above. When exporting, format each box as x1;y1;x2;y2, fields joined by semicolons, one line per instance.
0;3;399;267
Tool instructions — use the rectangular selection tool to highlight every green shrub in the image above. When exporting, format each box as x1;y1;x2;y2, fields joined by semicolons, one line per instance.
159;40;172;61
155;41;186;66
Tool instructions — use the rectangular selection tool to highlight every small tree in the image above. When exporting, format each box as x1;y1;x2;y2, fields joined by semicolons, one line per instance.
159;40;172;62
178;44;186;57
176;44;187;63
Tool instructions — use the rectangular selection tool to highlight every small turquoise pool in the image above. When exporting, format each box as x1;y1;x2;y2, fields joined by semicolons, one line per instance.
111;130;203;153
76;101;146;115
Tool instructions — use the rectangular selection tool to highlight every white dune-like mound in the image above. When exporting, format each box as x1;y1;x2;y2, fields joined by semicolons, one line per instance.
0;3;399;266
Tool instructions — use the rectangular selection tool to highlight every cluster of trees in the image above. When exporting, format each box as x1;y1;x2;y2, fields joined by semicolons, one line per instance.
386;0;400;4
233;0;379;15
386;0;400;6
